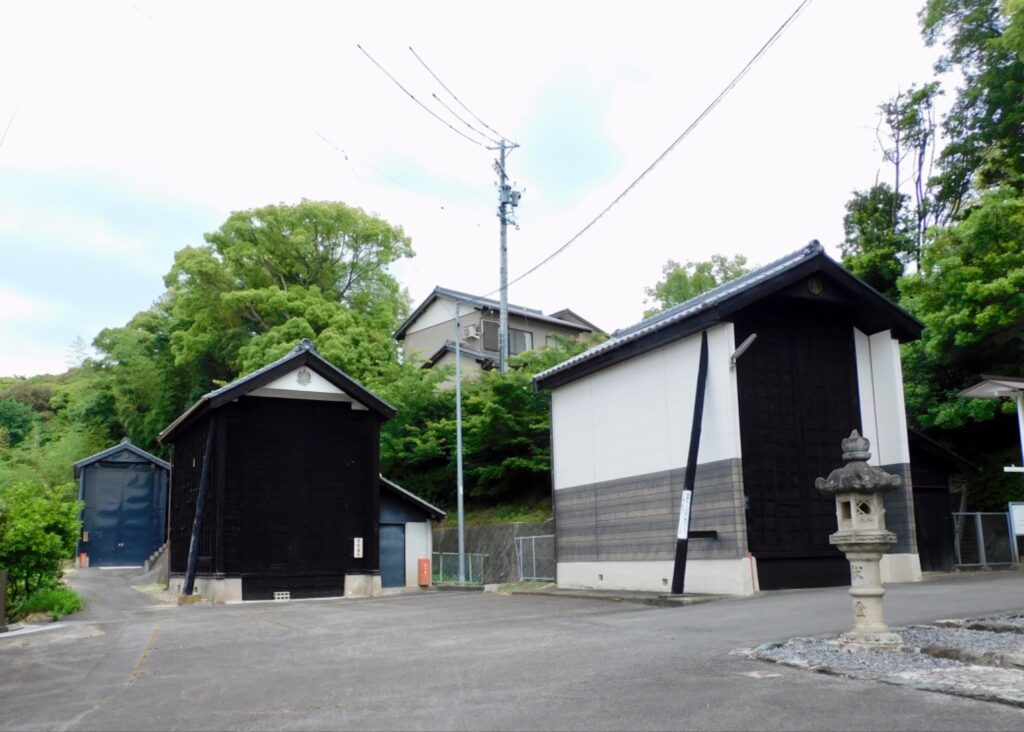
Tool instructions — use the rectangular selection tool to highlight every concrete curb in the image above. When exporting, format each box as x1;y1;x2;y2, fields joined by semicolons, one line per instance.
506;588;726;607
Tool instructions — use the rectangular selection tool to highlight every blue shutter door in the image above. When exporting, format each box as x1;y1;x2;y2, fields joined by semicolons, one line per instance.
379;524;406;588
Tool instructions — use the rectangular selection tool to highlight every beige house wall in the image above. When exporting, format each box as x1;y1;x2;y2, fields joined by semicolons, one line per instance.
401;300;594;368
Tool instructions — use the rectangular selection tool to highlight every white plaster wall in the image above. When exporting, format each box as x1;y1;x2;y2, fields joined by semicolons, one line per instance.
251;367;366;408
406;298;455;334
551;322;742;490
557;558;755;596
405;521;431;587
853;329;911;466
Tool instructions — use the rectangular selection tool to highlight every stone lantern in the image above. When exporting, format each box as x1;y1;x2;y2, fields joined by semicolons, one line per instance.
815;430;903;650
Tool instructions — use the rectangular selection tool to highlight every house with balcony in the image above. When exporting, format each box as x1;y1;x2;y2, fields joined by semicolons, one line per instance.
395;286;602;376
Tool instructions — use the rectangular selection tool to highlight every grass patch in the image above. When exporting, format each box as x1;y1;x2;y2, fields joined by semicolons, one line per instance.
15;586;84;621
440;498;552;528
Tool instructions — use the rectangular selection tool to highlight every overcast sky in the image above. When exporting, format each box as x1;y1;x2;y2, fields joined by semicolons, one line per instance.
0;1;950;377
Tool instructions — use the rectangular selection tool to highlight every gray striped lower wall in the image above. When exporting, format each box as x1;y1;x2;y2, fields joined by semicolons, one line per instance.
555;458;747;563
882;463;917;554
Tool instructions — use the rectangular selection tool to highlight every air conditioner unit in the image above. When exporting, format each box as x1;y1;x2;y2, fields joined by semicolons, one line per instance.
463;324;480;340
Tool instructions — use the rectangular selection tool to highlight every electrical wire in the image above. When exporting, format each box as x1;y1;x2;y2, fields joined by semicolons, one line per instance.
409;46;513;144
0;93;25;152
431;93;500;145
314;130;364;187
497;0;813;294
357;44;484;148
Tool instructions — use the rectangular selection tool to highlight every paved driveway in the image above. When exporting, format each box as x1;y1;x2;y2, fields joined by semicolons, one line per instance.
2;570;1024;731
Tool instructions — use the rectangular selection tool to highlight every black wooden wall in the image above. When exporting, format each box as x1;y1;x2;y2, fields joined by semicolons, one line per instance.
735;299;861;589
169;417;219;575
169;395;381;599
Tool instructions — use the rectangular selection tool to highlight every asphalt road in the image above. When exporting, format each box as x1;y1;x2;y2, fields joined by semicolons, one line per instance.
2;569;1024;731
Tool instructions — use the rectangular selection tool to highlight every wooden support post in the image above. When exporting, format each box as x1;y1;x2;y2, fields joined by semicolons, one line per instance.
671;330;709;595
183;419;216;597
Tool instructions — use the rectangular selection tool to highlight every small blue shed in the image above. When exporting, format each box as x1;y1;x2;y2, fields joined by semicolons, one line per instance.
379;476;446;588
73;439;170;567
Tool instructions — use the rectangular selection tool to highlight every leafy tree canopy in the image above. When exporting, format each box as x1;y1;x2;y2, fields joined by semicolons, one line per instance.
642;255;751;318
921;0;1024;210
0;398;37;447
900;187;1024;429
160;200;413;393
841;184;916;299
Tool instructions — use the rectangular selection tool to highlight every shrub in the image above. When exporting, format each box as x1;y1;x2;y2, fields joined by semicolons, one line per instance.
14;585;84;621
0;481;82;608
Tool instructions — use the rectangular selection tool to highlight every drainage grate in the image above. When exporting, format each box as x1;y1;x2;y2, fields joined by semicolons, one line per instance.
273;591;290;601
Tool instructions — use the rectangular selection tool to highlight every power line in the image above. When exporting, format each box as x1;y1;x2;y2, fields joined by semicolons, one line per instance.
0;93;25;152
314;129;492;205
313;130;364;187
409;46;513;144
357;44;484;148
431;92;500;145
500;0;813;293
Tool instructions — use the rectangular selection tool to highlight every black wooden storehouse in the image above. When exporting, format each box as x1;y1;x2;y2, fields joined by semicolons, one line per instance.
73;439;170;568
158;340;396;602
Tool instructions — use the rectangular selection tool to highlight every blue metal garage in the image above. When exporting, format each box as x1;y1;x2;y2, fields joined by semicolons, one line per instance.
73;439;170;567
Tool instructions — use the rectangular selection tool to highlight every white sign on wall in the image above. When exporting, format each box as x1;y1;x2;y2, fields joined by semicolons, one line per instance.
677;490;693;540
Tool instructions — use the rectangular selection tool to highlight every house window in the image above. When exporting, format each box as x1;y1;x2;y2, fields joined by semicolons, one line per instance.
481;321;534;355
509;328;533;355
482;320;499;352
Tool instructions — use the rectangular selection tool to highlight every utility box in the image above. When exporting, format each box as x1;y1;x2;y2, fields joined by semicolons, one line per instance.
418;558;431;587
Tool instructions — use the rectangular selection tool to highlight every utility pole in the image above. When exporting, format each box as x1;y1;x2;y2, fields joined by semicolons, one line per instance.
454;301;466;585
494;139;521;373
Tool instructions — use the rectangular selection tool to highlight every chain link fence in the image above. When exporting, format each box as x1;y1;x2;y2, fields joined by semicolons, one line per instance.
432;552;487;585
952;512;1015;566
514;534;555;581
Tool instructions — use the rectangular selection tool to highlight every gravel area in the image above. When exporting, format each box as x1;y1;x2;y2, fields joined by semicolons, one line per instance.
746;612;1024;708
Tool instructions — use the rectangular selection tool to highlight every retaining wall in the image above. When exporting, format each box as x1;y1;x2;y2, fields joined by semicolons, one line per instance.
433;519;554;584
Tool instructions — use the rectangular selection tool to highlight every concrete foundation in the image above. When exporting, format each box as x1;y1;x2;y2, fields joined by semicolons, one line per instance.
168;575;242;604
344;573;383;598
557;557;757;596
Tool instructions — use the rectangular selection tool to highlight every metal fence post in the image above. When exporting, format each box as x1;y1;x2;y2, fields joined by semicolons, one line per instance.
975;512;987;566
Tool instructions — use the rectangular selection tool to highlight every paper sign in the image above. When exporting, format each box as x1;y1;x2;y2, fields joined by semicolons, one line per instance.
677;490;693;540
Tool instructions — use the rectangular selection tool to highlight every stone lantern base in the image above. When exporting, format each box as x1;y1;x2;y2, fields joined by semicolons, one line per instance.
830;535;902;651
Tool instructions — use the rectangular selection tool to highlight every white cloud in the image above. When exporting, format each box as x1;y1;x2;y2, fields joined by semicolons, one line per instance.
0;206;144;256
0;288;56;324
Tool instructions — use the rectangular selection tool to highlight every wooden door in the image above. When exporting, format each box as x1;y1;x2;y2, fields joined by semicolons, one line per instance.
735;302;860;589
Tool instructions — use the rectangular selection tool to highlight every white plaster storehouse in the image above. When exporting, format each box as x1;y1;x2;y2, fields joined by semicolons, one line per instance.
533;242;924;595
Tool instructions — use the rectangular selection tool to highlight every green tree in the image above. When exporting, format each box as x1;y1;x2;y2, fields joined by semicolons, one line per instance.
840;184;916;299
0;481;81;608
643;255;751;318
900;187;1024;429
161;200;413;394
0;397;37;447
922;0;1024;212
378;336;600;508
878;82;944;247
93;307;188;448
